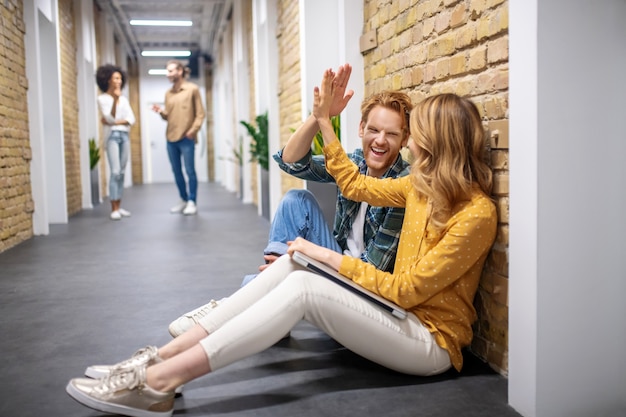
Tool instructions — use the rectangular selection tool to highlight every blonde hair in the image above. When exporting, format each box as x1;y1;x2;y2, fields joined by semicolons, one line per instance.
409;94;492;227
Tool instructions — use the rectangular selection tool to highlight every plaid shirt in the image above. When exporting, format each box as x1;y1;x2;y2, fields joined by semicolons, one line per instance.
273;148;410;272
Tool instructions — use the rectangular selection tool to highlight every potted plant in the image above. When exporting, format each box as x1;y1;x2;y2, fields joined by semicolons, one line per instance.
240;112;270;218
240;112;269;170
88;138;100;205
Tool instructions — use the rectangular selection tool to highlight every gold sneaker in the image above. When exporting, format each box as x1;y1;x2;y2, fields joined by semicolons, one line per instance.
67;364;174;417
85;346;161;379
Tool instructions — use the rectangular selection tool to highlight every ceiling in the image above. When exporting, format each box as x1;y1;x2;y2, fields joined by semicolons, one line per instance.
95;0;229;67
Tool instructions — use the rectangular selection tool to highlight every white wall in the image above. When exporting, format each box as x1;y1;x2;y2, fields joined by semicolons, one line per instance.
73;0;98;209
509;1;626;416
24;0;68;233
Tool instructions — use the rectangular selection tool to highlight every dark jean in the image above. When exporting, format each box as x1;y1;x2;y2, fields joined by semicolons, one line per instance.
166;137;197;202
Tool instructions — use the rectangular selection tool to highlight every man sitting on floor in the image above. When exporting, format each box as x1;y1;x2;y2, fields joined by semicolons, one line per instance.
168;64;412;337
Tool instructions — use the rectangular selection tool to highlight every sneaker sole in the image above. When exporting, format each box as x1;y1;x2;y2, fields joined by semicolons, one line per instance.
66;382;173;417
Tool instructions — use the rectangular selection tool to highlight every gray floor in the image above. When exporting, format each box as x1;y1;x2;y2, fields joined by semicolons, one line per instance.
0;183;521;417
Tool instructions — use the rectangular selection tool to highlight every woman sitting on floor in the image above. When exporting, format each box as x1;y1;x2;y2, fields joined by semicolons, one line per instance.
66;67;497;417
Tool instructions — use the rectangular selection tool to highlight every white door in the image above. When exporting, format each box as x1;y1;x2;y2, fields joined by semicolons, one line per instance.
147;103;173;183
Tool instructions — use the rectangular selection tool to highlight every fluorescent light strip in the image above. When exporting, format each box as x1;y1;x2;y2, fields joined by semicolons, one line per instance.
141;50;191;57
148;69;168;75
130;19;192;27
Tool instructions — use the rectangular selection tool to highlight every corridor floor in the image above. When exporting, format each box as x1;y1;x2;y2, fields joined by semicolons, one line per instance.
0;183;521;417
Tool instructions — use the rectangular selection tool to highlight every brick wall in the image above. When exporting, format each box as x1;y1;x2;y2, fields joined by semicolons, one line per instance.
127;58;143;185
276;0;305;194
58;0;82;215
362;0;510;374
0;0;33;253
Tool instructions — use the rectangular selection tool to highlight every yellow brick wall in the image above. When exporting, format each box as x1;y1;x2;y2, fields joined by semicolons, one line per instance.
276;0;305;194
127;58;143;185
0;0;33;252
58;0;82;215
363;0;510;373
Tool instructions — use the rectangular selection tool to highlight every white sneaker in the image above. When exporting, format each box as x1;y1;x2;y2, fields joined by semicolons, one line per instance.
170;201;187;214
168;298;224;337
182;200;197;215
118;208;131;217
110;211;121;220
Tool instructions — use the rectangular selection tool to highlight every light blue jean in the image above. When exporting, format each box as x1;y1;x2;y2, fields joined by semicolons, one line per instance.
106;131;129;201
241;189;342;286
166;137;197;202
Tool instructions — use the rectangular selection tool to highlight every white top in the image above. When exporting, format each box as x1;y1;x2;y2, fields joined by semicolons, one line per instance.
343;201;368;258
97;93;135;136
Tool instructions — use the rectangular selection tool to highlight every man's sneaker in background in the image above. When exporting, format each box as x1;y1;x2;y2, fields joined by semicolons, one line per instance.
182;201;197;215
170;201;187;214
168;298;224;337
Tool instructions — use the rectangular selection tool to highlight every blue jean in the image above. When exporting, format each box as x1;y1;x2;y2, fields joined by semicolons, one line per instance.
166;137;197;202
241;189;342;286
106;131;129;201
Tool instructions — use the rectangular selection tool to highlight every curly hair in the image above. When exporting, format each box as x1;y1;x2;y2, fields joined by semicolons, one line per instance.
95;64;126;93
360;91;413;140
409;93;493;227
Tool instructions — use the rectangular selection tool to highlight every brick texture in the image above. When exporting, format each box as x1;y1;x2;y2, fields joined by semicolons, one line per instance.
0;0;33;252
362;0;510;374
276;0;305;195
58;0;82;216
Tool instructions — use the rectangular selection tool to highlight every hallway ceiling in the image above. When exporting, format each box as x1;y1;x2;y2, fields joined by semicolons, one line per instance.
96;0;229;67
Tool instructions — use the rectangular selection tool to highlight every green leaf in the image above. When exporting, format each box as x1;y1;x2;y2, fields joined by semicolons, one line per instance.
88;138;100;170
240;111;269;170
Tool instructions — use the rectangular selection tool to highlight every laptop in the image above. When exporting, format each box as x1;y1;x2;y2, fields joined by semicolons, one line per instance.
292;251;408;320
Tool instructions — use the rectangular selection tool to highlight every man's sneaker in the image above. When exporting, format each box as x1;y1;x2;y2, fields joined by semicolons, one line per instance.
170;201;187;214
85;346;160;379
110;211;122;220
182;201;197;215
67;364;174;417
118;208;132;217
168;298;224;337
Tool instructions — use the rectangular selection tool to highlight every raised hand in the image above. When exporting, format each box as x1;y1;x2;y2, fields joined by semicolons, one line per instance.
329;64;354;117
312;68;335;122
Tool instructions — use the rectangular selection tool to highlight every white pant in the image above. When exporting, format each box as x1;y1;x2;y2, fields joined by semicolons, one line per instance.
198;255;451;376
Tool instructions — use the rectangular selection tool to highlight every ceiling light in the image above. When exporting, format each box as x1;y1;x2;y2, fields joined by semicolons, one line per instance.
130;20;192;27
148;69;168;75
141;50;191;57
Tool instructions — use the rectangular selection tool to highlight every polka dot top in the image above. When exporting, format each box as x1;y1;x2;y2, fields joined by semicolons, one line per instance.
324;141;497;372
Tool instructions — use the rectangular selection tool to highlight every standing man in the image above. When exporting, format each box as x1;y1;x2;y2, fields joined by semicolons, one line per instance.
152;60;206;215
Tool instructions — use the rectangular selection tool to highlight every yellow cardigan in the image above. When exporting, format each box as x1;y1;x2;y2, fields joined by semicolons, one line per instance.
324;141;497;371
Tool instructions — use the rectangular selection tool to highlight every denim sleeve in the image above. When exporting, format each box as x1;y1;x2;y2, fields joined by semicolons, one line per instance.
273;148;335;183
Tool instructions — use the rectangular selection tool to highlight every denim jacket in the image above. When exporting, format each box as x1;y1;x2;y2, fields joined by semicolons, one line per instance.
273;148;410;272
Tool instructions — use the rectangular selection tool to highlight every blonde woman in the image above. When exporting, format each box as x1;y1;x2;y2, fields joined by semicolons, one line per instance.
67;66;497;417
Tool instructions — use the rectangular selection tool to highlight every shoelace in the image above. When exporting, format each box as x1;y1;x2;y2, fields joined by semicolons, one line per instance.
110;346;158;373
190;300;219;321
93;365;146;398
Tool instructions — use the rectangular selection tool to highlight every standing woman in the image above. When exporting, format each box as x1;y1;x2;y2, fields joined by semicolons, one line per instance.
96;64;136;220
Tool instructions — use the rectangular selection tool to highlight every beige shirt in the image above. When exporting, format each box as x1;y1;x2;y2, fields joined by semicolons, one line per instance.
159;81;205;142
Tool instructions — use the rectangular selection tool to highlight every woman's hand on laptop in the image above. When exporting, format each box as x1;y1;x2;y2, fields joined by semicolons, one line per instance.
287;237;343;271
